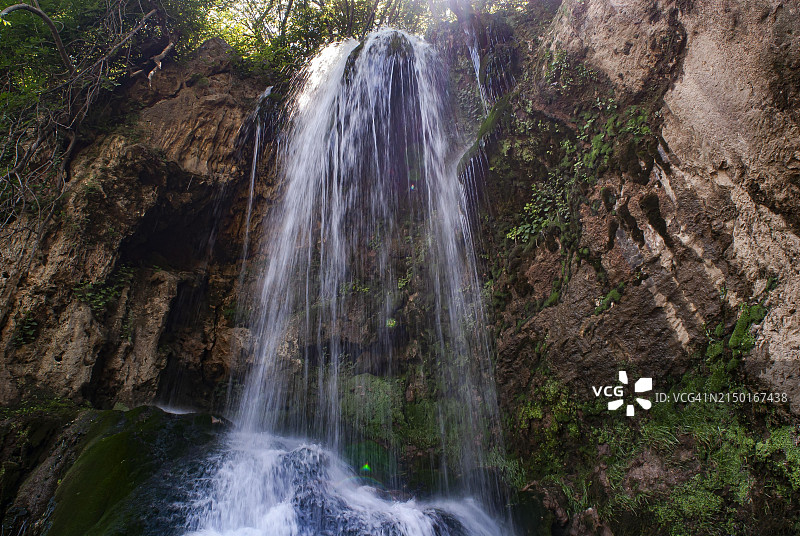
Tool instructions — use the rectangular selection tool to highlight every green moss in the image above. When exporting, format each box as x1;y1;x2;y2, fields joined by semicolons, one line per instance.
728;303;767;357
513;370;581;478
402;400;438;449
46;407;219;536
503;300;798;534
475;93;512;141
516;399;544;427
705;340;724;360
594;283;625;315
594;352;798;534
756;426;800;491
651;476;725;535
0;399;88;514
543;289;560;308
340;374;404;445
49;426;147;535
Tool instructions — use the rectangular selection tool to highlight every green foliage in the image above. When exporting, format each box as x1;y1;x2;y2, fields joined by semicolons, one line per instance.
544;49;596;94
506;171;572;242
594;282;625;315
596;338;794;534
0;0;217;114
10;310;38;347
340;279;370;295
486;448;527;489
73;265;135;315
728;303;767;357
210;0;433;75
507;294;797;534
397;268;412;290
1;0;221;240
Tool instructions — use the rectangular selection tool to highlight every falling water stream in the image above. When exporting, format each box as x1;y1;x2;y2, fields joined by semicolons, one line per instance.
183;30;511;535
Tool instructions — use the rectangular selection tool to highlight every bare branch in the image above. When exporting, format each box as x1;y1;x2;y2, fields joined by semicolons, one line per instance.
147;41;174;85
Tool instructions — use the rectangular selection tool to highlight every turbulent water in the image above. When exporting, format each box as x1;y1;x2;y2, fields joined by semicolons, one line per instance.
184;432;503;535
183;30;510;535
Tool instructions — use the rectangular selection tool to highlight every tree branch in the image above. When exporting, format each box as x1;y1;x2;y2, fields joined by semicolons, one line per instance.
0;3;76;76
147;41;174;85
279;0;295;39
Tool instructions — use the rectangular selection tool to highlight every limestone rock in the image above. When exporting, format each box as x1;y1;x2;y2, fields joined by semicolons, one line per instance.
0;39;263;409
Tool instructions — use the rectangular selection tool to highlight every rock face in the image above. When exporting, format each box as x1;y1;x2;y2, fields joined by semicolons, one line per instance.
657;1;800;410
0;39;264;409
469;0;800;533
535;0;800;409
509;0;800;409
133;38;260;179
0;402;223;536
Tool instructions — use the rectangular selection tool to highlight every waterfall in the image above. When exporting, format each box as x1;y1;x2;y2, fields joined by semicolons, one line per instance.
464;26;490;114
184;29;511;535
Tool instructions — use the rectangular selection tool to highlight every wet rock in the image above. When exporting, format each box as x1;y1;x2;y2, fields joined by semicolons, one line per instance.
0;39;264;410
2;405;224;536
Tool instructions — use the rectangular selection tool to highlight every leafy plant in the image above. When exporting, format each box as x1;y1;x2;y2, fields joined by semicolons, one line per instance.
506;171;572;242
11;310;38;347
73;265;135;315
544;49;596;94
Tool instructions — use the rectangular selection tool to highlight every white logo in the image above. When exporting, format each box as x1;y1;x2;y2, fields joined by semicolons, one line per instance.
592;371;652;416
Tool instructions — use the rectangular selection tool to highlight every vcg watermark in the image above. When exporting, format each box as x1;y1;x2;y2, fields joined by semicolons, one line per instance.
592;371;652;417
593;371;790;416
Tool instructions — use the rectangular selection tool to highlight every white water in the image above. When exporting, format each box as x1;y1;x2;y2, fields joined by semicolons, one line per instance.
183;30;510;535
185;433;504;536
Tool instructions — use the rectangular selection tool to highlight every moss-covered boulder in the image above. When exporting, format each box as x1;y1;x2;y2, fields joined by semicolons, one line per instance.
42;406;223;536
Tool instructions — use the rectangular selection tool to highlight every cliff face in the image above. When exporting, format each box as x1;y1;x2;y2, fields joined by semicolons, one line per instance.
473;0;800;532
553;0;800;404
487;0;800;410
489;0;800;410
0;38;265;409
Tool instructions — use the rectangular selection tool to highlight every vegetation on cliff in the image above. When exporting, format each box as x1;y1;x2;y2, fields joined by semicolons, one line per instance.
471;2;800;534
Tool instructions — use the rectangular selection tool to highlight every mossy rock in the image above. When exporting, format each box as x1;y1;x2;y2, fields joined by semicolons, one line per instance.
340;374;404;445
44;406;223;536
402;400;438;450
0;399;88;513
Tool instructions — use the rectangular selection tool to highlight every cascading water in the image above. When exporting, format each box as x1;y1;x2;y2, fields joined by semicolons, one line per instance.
183;29;512;535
